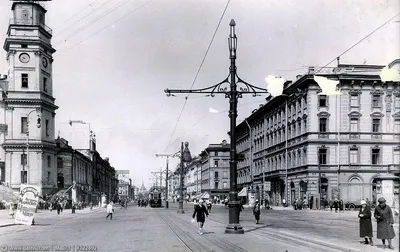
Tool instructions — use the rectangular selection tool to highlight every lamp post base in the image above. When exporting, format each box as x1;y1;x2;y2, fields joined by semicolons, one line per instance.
177;199;184;214
225;223;244;234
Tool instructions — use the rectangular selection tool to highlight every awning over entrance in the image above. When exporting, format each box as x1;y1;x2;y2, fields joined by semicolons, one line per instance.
238;187;247;197
201;192;210;199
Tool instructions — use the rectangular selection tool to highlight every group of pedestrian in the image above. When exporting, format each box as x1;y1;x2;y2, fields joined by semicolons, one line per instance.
358;197;396;249
137;199;148;208
329;198;344;212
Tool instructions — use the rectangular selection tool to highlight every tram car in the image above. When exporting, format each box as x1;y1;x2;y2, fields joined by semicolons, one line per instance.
149;189;162;208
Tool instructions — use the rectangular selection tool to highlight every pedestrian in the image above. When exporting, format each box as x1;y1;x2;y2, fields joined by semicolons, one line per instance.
71;203;76;214
192;199;209;235
8;203;14;219
358;200;374;246
56;202;61;215
106;201;114;220
282;198;286;207
339;199;344;212
253;199;261;224
294;199;297;210
374;197;395;249
206;200;212;214
90;202;93;211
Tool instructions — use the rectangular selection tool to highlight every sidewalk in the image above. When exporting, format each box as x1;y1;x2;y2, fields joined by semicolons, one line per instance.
0;207;102;227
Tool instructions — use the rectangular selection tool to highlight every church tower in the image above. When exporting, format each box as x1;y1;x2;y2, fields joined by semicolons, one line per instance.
2;0;58;194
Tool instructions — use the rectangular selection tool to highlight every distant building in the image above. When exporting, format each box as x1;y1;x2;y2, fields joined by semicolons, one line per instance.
236;60;400;209
199;140;230;201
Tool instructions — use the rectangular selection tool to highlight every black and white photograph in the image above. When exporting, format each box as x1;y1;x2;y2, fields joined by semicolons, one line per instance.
0;0;399;251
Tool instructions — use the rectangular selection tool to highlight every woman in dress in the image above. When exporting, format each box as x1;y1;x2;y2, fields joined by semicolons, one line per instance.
374;197;396;249
192;199;209;235
358;200;373;246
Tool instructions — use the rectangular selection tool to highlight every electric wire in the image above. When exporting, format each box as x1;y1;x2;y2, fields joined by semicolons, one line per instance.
55;0;153;57
52;0;100;30
54;0;131;47
163;0;231;153
316;12;400;73
53;0;110;37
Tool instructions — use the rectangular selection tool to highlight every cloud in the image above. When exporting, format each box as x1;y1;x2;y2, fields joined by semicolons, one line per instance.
265;75;285;97
313;76;342;96
209;107;219;113
380;66;400;82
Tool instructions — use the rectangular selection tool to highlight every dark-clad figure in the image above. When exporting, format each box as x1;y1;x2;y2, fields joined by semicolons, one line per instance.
192;199;209;235
374;197;396;249
253;199;261;224
358;200;373;246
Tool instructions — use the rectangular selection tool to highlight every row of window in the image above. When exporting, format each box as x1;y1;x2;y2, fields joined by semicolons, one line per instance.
318;94;400;110
21;73;49;92
319;117;400;133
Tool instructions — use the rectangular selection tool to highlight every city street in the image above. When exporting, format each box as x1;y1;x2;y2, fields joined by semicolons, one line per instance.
0;203;398;252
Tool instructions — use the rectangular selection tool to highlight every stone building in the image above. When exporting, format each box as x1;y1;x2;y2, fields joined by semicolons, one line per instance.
56;137;93;204
185;156;201;200
236;60;400;209
0;1;58;194
199;140;230;201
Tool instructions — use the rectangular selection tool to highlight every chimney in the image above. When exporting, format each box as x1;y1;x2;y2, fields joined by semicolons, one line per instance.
308;67;315;74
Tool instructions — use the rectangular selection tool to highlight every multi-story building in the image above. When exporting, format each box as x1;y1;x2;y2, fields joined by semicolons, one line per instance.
56;137;93;204
236;60;400;209
199;140;230;201
185;156;201;200
0;1;58;194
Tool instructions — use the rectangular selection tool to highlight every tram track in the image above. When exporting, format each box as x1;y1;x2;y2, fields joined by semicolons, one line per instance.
160;212;248;252
206;213;356;252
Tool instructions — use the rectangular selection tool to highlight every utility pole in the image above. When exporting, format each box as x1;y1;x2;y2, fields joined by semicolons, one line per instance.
155;151;180;209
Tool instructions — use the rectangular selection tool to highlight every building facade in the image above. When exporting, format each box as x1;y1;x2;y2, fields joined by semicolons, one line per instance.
236;60;400;209
0;1;58;194
185;156;201;200
56;137;93;204
199;140;230;201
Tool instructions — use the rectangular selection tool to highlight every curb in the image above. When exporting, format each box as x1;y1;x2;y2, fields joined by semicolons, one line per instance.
0;223;16;228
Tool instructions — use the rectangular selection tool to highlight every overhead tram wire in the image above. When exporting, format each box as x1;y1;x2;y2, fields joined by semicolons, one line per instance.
316;12;400;73
163;0;231;153
55;0;153;57
53;0;110;38
54;0;132;47
52;0;101;30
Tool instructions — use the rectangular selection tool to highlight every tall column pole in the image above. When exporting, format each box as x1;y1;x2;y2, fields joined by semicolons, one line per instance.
225;20;243;234
177;142;185;214
165;158;169;208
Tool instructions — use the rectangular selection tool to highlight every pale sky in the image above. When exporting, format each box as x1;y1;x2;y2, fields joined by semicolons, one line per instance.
0;0;399;188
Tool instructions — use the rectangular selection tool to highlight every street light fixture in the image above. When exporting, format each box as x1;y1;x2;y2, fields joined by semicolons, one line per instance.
178;142;192;214
23;108;41;184
165;20;269;234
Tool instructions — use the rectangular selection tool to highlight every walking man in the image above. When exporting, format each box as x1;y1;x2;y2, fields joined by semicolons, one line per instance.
106;201;114;220
253;199;261;224
192;199;209;235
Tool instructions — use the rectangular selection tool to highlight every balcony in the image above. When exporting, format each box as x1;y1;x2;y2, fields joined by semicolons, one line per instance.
9;19;52;35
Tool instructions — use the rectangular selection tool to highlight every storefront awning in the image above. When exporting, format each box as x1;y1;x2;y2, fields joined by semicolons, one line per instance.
238;187;247;197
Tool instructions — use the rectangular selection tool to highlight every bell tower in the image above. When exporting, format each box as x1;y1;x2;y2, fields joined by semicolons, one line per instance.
2;0;58;194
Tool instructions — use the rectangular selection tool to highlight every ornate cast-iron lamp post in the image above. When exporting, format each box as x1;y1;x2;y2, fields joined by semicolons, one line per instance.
178;142;192;214
165;20;269;234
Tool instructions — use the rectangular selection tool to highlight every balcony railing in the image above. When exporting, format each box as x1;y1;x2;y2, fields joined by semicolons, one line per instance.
9;18;52;35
